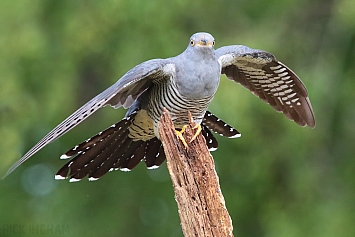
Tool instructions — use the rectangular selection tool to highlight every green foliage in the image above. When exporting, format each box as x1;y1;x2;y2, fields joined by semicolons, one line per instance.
1;0;354;236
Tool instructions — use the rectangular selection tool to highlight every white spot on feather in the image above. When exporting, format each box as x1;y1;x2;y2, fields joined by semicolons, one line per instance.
287;92;297;98
60;154;71;159
55;175;66;180
274;68;287;74
270;65;282;70
278;72;288;77
229;133;241;138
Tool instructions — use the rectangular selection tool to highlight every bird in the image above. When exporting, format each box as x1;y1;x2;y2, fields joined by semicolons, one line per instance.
4;32;315;182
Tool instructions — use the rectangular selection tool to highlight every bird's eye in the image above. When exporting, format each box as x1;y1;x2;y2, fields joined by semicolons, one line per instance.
190;40;195;46
212;41;215;46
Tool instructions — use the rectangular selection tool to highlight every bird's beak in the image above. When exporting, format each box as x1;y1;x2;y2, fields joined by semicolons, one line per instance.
197;38;213;47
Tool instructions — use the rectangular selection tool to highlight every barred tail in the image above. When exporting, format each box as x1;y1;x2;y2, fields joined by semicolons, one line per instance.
55;110;239;182
203;111;241;138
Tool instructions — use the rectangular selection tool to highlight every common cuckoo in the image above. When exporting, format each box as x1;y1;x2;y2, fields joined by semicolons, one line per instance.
4;32;315;181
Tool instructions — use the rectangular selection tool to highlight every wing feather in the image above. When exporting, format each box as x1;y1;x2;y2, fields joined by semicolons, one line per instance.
216;45;315;127
4;59;175;178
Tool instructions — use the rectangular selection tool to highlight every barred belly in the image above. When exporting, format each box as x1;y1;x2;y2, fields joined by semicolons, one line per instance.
147;79;214;134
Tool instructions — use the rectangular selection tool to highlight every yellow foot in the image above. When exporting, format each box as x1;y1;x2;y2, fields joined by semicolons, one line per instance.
190;123;202;143
175;124;202;148
175;125;189;149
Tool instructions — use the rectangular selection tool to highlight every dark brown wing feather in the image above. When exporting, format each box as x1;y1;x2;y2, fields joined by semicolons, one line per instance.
216;45;315;128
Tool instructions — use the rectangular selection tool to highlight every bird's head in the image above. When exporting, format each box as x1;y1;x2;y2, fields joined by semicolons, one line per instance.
188;32;215;49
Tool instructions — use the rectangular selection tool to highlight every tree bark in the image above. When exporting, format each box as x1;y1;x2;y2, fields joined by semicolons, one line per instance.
158;108;234;237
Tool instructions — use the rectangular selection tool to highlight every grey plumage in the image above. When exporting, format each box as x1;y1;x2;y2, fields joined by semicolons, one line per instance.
4;32;315;181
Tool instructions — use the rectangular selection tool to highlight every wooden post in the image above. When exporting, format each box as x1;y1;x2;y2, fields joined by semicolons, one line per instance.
158;108;234;237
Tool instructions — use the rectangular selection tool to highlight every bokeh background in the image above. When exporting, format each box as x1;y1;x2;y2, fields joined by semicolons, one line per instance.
1;0;354;236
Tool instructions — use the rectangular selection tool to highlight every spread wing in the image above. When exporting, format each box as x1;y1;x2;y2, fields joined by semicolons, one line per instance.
216;45;315;128
4;59;175;178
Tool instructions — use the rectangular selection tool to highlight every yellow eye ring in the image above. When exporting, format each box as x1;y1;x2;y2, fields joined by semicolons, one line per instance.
190;39;195;46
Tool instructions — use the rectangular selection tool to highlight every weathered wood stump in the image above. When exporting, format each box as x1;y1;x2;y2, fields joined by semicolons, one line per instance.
158;108;233;237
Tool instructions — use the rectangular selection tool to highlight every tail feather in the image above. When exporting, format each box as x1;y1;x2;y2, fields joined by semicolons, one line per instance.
56;128;130;181
62;114;134;159
55;113;137;181
109;139;142;171
154;145;166;167
203;111;241;138
86;135;135;180
126;142;147;170
56;110;240;182
201;125;218;151
71;128;129;173
55;165;69;180
144;138;165;168
122;141;146;170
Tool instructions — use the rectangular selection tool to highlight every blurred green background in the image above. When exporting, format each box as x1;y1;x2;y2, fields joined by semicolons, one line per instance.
1;0;354;236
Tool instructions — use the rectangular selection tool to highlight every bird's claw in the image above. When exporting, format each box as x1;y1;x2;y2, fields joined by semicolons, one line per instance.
175;125;189;149
190;123;202;143
175;124;202;149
